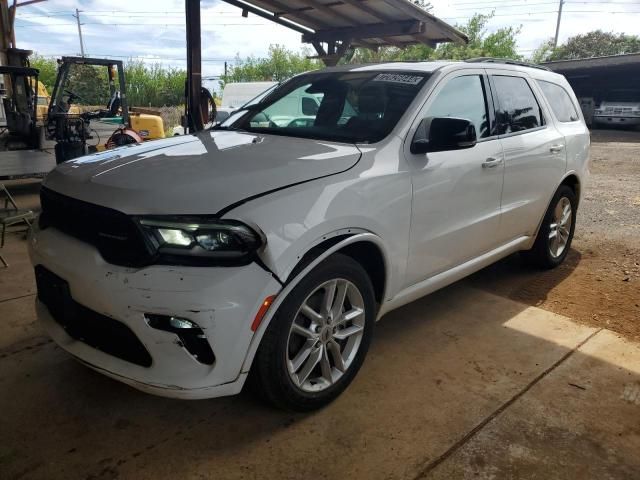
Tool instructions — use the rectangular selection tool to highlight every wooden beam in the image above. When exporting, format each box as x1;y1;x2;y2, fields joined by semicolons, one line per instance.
303;19;424;43
299;0;383;49
379;0;467;44
220;0;312;34
266;0;330;29
339;0;390;23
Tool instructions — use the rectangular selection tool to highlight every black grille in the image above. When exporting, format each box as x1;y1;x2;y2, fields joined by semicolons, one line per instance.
39;187;153;267
35;266;152;368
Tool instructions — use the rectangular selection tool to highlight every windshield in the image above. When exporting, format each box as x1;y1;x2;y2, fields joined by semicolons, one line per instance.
220;71;430;143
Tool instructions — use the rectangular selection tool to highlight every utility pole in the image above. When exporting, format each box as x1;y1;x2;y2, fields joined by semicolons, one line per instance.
553;0;564;47
73;8;85;56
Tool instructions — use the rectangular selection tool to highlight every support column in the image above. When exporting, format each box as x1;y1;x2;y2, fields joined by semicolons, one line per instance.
185;0;203;133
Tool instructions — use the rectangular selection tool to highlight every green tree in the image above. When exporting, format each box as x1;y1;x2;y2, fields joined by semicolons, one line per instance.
529;39;556;64
30;54;186;107
29;55;58;91
221;45;321;88
547;30;640;61
124;60;185;107
430;13;521;60
350;13;521;63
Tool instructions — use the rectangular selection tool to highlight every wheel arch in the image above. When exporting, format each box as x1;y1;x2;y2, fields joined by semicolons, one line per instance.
240;232;389;375
528;172;581;250
559;172;581;208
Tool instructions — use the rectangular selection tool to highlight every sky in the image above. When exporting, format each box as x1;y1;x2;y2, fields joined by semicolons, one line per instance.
13;0;640;85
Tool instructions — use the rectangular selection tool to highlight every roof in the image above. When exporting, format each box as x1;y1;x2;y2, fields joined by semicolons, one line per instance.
220;0;468;48
0;65;39;76
320;59;564;78
543;53;640;72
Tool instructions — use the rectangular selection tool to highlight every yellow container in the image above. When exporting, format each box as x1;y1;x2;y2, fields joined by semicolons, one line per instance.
130;113;165;140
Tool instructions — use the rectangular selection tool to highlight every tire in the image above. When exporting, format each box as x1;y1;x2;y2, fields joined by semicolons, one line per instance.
251;253;376;411
521;185;577;269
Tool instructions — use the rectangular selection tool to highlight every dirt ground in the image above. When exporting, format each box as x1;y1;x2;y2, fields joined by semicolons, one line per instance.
470;128;640;341
1;129;640;480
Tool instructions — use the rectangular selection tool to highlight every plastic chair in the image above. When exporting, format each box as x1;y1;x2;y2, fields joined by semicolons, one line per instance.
1;184;35;267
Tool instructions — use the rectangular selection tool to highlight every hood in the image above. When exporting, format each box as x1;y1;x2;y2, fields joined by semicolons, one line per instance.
43;130;361;215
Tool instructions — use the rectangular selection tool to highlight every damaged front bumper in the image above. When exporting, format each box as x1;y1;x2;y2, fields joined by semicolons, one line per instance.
29;223;280;399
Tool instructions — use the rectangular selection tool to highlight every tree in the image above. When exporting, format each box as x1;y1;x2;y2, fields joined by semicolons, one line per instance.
412;0;433;11
29;55;58;91
349;13;521;64
220;45;321;88
547;30;640;61
529;39;556;64
430;13;521;60
29;54;186;107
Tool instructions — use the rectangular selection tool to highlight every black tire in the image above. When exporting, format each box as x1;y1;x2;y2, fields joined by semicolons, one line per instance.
251;253;376;411
521;185;577;269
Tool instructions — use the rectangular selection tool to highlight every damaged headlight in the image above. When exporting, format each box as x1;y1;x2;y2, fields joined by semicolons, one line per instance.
136;216;264;266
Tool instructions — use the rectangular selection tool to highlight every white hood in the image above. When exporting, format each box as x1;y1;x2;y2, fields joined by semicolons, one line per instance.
43;130;362;215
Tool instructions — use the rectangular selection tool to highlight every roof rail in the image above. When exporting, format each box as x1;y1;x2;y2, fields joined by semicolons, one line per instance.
464;57;551;71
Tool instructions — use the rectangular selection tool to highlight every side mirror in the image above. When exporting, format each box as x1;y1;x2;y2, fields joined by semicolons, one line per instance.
411;117;477;154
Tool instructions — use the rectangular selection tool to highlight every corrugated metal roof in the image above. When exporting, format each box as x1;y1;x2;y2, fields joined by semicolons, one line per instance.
543;53;640;72
220;0;468;48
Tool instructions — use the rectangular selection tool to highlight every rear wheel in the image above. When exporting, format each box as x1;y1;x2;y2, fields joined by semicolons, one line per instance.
252;254;375;411
522;185;577;269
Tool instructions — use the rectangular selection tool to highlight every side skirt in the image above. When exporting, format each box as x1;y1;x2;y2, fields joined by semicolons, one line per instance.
377;236;531;319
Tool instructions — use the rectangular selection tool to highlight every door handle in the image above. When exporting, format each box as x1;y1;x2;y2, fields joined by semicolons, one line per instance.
550;144;565;153
482;156;503;168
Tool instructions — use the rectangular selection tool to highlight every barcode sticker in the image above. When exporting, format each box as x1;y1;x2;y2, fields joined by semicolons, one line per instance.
372;73;423;85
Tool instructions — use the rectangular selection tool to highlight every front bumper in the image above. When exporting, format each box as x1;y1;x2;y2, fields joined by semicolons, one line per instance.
29;224;280;399
593;115;640;126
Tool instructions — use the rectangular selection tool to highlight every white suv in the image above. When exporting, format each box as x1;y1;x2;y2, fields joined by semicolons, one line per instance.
30;61;590;410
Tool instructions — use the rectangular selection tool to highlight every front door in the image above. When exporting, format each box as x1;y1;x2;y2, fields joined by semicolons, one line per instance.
404;71;504;287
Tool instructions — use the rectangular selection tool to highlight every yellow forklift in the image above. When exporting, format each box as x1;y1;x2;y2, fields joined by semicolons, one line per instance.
46;56;165;163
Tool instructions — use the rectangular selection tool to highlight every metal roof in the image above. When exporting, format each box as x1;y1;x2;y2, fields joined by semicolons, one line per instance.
220;0;468;51
543;53;640;72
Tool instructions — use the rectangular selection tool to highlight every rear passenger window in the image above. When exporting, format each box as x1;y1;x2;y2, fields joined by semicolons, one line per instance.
425;75;490;139
537;80;579;122
492;76;543;134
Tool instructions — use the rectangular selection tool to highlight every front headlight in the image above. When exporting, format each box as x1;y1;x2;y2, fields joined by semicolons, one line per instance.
136;216;264;266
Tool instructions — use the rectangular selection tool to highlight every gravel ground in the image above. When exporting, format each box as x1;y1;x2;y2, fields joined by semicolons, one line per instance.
471;128;640;341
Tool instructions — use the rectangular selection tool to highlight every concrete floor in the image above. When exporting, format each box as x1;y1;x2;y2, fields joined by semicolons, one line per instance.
1;183;640;479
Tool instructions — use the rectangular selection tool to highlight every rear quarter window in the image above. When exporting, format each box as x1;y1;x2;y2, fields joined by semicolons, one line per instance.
492;75;544;134
537;80;580;123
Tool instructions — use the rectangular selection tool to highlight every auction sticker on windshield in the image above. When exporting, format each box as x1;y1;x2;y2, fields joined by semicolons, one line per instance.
372;73;424;85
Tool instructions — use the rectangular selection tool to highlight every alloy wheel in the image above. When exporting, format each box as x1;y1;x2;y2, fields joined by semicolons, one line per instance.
548;196;572;258
286;278;365;393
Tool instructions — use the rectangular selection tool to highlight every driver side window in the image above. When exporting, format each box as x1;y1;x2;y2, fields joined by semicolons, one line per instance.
425;75;490;139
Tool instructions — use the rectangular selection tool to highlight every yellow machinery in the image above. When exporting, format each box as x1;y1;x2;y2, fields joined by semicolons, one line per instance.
46;56;165;162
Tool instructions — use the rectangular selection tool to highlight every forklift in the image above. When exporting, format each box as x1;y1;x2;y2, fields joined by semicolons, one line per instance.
46;56;166;163
0;48;43;150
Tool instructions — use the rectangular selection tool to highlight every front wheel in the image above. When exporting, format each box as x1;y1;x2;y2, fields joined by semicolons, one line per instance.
251;253;376;411
522;185;577;269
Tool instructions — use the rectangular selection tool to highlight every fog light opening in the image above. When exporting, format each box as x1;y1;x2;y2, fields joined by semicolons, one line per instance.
146;314;215;365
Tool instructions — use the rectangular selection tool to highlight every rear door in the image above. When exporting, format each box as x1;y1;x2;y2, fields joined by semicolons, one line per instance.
489;72;567;242
535;79;590;184
404;69;504;287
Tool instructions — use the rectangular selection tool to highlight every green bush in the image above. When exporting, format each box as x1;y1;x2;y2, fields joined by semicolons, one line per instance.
29;55;186;107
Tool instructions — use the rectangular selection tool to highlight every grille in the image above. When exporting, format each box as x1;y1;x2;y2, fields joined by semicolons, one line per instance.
35;266;152;368
39;187;153;267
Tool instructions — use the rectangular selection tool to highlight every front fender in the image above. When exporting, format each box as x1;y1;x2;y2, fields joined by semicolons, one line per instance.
239;232;389;375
